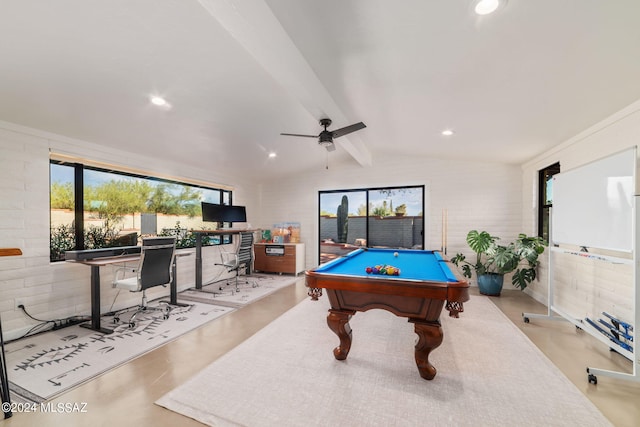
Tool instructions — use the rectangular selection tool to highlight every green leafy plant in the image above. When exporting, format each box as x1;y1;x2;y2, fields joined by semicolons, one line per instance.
336;195;349;243
50;220;126;261
159;221;213;248
84;220;120;249
451;230;546;290
50;223;76;261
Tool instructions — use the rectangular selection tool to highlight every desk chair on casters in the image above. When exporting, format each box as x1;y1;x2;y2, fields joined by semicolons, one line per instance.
216;232;256;293
112;237;176;328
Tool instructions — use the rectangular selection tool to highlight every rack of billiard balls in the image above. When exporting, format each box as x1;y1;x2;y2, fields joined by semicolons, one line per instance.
365;264;401;276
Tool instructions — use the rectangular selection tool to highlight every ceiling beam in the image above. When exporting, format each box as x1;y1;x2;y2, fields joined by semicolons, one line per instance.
197;0;372;167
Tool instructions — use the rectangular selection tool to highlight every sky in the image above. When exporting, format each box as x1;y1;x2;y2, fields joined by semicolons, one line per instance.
52;164;423;213
49;164;221;203
320;187;423;216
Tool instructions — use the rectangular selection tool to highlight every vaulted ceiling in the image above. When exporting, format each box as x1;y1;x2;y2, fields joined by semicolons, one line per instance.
1;0;639;179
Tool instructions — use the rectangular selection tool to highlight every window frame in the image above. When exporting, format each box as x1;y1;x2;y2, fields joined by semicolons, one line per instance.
537;162;561;243
50;159;233;261
318;185;425;264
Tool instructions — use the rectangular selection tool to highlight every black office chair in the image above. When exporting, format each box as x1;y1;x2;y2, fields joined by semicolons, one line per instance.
216;232;256;293
112;237;176;328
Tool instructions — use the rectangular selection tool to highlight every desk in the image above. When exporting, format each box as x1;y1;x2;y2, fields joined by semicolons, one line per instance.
192;229;258;289
67;252;189;334
305;248;469;380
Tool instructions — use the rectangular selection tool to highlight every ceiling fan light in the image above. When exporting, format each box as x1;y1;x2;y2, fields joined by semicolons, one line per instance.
475;0;502;15
319;133;333;145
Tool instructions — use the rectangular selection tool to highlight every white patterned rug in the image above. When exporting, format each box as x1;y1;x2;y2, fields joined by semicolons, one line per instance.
178;274;300;308
5;301;234;403
157;295;613;427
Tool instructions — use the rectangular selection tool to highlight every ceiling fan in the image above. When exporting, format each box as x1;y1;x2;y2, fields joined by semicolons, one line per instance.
281;118;366;151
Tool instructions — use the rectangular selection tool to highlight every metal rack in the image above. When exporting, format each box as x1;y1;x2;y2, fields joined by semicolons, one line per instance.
0;248;20;419
523;200;639;385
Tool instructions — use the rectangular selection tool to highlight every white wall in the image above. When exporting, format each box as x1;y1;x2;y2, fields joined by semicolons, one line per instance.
521;100;640;323
10;95;640;341
0;121;257;340
257;155;523;271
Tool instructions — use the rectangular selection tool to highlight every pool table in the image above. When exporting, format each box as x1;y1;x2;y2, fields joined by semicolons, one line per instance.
305;248;469;380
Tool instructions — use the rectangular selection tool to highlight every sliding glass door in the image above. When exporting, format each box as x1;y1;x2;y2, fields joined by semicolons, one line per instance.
318;186;424;264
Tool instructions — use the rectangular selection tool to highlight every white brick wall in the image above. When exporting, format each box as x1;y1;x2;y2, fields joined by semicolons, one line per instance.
256;155;523;272
521;99;640;326
3;96;640;341
0;123;254;341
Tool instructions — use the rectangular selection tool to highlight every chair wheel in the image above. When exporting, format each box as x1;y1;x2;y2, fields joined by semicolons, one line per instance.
129;321;135;328
114;317;120;323
163;314;169;320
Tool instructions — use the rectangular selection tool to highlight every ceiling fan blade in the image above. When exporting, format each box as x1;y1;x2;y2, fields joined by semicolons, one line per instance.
280;132;318;138
331;122;366;138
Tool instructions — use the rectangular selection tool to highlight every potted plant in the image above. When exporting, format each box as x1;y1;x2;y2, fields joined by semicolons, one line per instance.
395;204;407;216
450;230;546;296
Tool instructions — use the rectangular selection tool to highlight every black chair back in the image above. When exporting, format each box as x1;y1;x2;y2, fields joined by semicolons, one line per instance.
237;232;253;267
139;237;176;290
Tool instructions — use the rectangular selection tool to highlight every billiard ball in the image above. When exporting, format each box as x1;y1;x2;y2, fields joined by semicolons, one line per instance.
393;252;398;257
366;267;372;274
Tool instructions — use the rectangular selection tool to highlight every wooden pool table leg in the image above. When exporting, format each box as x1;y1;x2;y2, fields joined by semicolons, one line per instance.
327;309;355;360
409;319;443;380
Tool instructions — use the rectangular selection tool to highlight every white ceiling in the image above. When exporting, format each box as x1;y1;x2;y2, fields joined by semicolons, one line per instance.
1;0;640;180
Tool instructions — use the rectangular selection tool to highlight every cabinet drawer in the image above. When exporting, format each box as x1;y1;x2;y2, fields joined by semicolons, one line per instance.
254;244;298;274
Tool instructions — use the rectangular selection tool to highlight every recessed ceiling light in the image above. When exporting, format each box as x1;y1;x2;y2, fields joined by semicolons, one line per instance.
150;96;166;106
474;0;505;15
441;129;454;136
268;152;277;158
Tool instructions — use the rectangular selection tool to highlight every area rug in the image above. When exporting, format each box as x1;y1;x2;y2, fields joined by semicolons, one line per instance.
4;301;234;403
178;274;299;308
156;295;612;427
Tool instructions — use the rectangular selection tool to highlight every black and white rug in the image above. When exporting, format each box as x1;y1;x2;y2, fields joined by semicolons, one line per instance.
5;301;233;403
178;274;300;308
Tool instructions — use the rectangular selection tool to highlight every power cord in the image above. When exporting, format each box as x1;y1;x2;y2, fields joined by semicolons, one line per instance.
10;304;91;343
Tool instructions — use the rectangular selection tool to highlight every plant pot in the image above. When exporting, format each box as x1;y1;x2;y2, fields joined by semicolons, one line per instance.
477;273;504;296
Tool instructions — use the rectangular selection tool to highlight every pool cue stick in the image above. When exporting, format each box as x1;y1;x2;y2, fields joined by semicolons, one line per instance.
444;208;448;255
441;209;445;252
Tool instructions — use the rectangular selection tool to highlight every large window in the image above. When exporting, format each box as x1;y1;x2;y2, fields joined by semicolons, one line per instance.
318;186;424;264
50;160;232;261
538;162;561;242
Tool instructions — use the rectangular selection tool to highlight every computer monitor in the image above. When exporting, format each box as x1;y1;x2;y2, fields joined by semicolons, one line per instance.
201;202;227;222
224;205;247;223
201;202;247;223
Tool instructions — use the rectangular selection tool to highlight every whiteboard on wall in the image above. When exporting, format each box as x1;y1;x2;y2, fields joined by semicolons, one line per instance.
552;147;636;252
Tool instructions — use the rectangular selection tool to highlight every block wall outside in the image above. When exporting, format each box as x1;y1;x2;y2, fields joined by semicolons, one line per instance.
320;216;424;249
